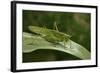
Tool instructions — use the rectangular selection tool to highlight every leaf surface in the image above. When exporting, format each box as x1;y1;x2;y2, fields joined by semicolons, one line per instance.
23;32;90;59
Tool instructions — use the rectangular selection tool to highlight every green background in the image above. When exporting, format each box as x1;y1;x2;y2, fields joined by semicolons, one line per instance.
22;10;91;62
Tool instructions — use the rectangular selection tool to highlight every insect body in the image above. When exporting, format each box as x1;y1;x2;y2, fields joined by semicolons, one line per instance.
28;25;71;49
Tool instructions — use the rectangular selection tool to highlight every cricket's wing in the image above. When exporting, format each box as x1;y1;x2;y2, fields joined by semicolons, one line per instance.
28;26;50;36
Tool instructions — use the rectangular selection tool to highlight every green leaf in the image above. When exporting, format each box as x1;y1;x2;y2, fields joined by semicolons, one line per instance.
23;32;90;60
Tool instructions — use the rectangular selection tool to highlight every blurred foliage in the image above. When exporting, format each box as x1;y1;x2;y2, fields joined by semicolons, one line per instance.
23;10;91;62
23;49;81;62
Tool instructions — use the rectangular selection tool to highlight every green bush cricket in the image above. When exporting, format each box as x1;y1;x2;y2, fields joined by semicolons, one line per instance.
28;22;71;49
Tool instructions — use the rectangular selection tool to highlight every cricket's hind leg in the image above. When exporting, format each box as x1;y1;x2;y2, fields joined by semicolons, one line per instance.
63;39;66;49
63;39;72;50
53;21;59;32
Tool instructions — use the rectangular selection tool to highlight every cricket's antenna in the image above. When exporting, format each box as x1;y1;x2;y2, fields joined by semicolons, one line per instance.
54;21;59;31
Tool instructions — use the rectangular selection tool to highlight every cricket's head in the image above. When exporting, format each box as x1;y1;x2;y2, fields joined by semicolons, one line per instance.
64;33;72;38
52;29;71;38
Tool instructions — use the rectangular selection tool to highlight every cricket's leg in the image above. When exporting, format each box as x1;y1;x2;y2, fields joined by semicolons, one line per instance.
54;21;59;32
69;40;71;49
63;39;71;49
63;38;67;49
